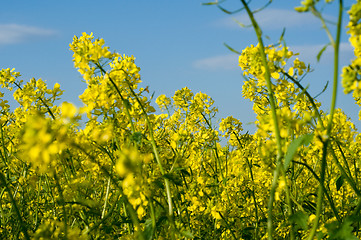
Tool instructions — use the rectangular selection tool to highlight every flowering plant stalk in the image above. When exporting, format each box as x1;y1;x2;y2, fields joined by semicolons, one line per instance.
239;1;287;239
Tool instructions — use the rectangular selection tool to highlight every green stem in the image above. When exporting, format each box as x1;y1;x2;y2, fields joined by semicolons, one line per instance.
44;174;58;217
233;131;259;238
335;141;352;178
34;177;42;229
292;160;340;222
201;112;224;181
0;172;30;240
327;0;343;136
115;67;174;220
330;146;361;197
86;191;121;234
219;212;238;239
13;81;56;120
95;62;136;134
240;1;284;239
96;61;175;226
310;6;335;46
0;124;9;168
307;139;328;240
149;198;156;238
307;1;343;238
101;177;112;219
53;170;68;240
280;167;295;240
73;143;145;240
281;70;324;129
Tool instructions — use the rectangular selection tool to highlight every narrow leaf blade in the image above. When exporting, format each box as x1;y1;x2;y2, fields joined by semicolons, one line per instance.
317;43;330;62
224;42;241;54
284;134;314;170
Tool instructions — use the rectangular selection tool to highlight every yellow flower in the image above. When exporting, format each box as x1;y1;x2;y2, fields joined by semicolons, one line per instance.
211;205;222;220
60;102;77;119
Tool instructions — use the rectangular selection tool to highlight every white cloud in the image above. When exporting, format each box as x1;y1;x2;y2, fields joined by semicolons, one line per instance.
216;8;334;30
0;24;57;45
193;54;239;70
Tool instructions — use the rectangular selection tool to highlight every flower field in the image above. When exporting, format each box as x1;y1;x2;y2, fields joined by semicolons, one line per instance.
1;1;361;239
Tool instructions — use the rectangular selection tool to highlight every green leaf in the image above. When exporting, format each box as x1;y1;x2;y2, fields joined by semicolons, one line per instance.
336;175;344;191
201;0;224;5
173;167;191;176
224;42;241;54
289;211;308;231
143;218;154;240
217;5;232;14
317;43;330;62
131;132;143;144
124;98;132;109
180;230;194;239
279;28;286;42
284;134;314;170
314;81;329;99
163;173;183;186
302;200;316;213
232;17;252;28
326;219;358;240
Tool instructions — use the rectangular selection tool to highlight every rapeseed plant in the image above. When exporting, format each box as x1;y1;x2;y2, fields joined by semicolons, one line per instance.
1;0;361;239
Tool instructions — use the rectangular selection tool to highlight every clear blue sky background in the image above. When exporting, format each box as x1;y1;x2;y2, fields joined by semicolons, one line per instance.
0;0;358;132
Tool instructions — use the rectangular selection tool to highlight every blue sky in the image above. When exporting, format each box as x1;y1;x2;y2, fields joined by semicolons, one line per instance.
0;0;358;132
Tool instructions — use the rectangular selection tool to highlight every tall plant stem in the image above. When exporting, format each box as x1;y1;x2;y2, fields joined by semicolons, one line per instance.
122;76;174;220
240;1;284;239
327;0;342;135
307;1;343;239
53;171;68;240
101;177;112;219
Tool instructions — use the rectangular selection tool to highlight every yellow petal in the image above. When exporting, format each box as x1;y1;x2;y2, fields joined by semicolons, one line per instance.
271;72;280;79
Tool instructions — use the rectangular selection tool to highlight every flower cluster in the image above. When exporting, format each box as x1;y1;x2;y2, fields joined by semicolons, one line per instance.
342;1;361;120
